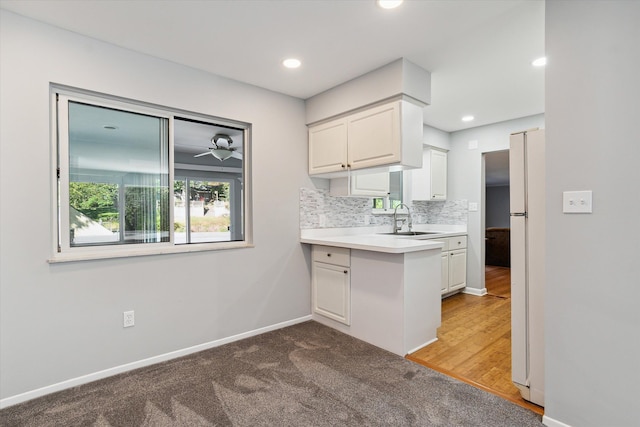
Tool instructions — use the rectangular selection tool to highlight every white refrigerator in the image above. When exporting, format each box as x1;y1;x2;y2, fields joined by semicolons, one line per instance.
509;129;545;406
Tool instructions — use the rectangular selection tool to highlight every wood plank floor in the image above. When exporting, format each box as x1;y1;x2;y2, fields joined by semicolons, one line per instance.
407;266;544;415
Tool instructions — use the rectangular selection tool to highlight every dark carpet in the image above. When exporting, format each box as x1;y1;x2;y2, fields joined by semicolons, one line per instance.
0;321;543;426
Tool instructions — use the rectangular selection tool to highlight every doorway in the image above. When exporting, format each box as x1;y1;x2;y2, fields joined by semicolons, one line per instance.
408;149;543;414
484;149;511;298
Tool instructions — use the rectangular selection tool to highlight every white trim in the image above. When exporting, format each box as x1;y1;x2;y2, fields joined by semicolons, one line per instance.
174;162;243;174
48;241;255;263
462;287;487;296
406;337;438;355
49;84;254;262
0;315;312;409
542;415;572;427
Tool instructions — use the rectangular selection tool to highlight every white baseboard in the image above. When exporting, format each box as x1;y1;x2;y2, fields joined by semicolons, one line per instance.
0;315;312;409
406;337;438;355
462;287;487;296
542;415;572;427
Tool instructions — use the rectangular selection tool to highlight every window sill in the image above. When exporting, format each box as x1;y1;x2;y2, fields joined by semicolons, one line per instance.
371;208;409;215
48;241;254;263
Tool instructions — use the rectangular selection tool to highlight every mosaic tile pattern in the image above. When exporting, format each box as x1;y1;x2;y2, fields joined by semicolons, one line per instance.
300;188;468;229
299;188;375;229
411;200;469;225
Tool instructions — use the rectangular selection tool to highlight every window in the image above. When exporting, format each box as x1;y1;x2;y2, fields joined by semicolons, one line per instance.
52;87;251;261
372;171;403;209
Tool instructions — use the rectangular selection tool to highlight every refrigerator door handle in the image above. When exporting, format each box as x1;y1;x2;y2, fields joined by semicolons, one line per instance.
510;212;527;217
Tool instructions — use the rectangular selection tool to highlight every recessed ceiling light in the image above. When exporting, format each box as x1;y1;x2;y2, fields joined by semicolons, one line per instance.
377;0;403;9
532;57;547;67
282;58;301;69
462;115;475;122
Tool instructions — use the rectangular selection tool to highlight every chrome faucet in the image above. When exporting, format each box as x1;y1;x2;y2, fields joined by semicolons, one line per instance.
393;203;412;234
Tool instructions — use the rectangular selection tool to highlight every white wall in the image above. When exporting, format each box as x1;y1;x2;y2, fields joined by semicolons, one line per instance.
423;124;450;151
544;2;640;426
486;185;510;228
0;11;313;403
447;114;544;292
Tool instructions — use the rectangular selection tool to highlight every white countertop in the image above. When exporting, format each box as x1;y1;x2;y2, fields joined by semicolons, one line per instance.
300;225;466;254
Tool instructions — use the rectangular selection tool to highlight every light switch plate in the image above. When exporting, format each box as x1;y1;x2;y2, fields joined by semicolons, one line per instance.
563;190;592;213
468;140;478;150
468;202;478;212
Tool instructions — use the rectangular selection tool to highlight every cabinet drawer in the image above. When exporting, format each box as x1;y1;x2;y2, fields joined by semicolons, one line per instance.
312;245;350;267
447;236;467;250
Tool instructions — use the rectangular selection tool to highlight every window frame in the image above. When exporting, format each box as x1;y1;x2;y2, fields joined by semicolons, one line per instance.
173;174;239;245
49;85;253;263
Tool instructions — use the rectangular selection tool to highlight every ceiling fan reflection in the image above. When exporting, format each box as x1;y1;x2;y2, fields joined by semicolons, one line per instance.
194;134;242;161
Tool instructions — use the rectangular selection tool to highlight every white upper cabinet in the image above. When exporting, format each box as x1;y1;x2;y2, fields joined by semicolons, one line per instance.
347;103;400;169
308;118;348;175
308;100;423;177
329;171;390;197
408;147;448;201
430;149;447;200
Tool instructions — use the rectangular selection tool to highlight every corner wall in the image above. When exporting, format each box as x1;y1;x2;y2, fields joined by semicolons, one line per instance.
544;2;640;426
0;11;312;403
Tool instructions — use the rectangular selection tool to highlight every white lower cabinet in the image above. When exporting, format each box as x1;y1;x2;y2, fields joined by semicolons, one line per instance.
448;249;467;292
312;245;351;325
440;236;467;295
441;252;449;293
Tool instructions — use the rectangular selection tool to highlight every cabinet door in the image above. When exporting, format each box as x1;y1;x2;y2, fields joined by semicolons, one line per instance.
448;249;467;291
347;102;400;170
441;252;449;294
309;118;348;175
430;149;447;200
312;262;351;325
351;172;390;196
409;148;448;201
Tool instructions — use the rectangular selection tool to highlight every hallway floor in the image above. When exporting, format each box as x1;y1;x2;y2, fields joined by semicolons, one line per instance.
407;266;544;415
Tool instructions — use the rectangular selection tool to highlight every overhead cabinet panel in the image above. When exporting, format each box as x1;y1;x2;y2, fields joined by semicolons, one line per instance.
308;100;422;177
330;171;390;197
347;103;400;169
408;148;448;201
429;149;448;200
308;118;348;175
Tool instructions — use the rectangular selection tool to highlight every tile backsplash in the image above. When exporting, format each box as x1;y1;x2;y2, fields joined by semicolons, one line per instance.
300;188;467;229
299;188;374;229
411;200;469;225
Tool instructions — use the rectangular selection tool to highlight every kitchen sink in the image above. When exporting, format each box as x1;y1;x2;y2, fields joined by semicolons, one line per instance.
379;231;442;236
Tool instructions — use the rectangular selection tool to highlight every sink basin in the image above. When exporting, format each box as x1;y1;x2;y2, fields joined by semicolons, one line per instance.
379;231;442;236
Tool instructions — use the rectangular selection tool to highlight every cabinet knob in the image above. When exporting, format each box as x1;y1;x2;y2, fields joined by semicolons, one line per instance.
341;164;346;168
327;253;331;257
343;270;348;274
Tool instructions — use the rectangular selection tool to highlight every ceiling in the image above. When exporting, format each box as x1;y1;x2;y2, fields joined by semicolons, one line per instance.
0;0;545;133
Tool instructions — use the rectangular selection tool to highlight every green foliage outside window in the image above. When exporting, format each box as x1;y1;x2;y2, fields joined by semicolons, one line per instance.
372;198;402;209
69;182;119;229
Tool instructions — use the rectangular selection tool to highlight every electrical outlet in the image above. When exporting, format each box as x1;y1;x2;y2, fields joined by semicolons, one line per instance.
563;190;593;213
123;310;135;328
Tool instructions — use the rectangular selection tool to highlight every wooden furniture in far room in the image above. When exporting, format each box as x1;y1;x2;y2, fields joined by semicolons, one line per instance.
485;227;510;267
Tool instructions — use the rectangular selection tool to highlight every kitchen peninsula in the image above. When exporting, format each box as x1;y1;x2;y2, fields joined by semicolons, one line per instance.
301;227;463;356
